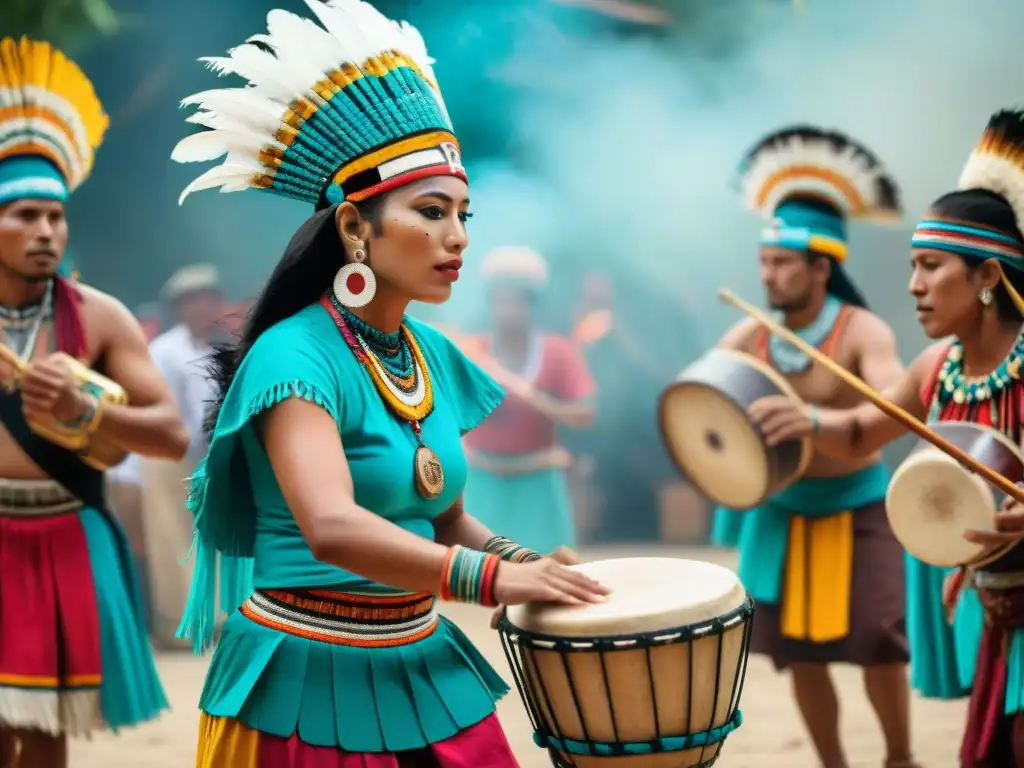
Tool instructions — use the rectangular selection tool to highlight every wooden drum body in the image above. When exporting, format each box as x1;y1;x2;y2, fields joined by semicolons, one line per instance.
886;422;1024;567
499;558;754;767
658;349;812;510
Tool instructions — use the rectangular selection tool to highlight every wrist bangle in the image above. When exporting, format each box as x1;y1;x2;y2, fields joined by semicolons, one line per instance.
809;406;821;435
484;535;542;563
440;545;500;606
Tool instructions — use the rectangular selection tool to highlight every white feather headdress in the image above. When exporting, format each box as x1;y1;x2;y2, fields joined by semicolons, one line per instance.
172;0;464;208
737;125;902;223
959;110;1024;235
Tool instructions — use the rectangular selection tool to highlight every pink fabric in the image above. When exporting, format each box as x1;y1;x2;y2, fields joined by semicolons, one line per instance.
465;334;594;455
257;713;520;767
52;275;88;358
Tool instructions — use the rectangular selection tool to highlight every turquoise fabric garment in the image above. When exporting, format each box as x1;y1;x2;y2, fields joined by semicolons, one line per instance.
735;464;889;606
1006;628;1024;715
181;303;509;750
78;506;168;728
710;507;747;548
905;557;976;700
463;465;575;554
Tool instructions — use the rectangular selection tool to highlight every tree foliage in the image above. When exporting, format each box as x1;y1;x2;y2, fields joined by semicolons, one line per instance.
0;0;130;55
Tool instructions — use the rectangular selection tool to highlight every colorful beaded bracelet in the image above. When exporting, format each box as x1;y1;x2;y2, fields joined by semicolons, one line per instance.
440;545;500;607
484;535;542;564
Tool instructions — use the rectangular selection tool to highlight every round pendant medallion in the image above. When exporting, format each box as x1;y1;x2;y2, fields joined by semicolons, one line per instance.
414;445;445;499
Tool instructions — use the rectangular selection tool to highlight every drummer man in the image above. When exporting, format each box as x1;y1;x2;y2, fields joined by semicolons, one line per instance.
713;126;917;768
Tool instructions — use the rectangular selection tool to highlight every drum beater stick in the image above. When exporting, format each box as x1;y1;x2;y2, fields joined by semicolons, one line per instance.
717;287;1024;505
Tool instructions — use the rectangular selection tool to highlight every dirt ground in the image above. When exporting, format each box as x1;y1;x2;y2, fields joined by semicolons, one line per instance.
73;544;966;768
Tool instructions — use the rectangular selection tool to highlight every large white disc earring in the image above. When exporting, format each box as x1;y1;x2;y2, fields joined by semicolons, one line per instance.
332;245;376;308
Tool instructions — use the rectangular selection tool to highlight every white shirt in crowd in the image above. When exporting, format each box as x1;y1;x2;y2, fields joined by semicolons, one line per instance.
148;323;216;462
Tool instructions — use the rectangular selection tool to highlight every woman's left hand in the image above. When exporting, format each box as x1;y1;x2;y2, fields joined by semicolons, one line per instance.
490;546;582;629
964;486;1024;547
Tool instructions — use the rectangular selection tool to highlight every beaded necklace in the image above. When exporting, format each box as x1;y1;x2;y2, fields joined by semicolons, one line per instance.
0;281;53;381
320;294;444;499
929;329;1024;423
768;294;843;374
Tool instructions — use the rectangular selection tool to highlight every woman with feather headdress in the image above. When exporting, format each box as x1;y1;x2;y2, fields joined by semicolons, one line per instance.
752;110;1024;766
170;1;609;764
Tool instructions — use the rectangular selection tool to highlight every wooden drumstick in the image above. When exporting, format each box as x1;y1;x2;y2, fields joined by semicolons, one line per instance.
717;286;1024;506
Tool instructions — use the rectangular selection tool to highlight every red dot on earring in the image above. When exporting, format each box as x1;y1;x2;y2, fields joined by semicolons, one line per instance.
347;272;365;295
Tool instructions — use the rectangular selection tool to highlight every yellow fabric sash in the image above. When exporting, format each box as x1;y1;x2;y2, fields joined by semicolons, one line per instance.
196;713;260;768
780;510;854;642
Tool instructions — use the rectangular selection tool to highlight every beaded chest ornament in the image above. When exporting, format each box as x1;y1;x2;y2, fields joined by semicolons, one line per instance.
321;293;444;499
929;332;1024;421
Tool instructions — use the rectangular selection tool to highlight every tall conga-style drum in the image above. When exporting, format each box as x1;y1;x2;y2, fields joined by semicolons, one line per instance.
658;349;812;510
499;558;753;767
886;422;1024;568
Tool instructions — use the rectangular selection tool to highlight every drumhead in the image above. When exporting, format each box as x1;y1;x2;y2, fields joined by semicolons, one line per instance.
660;350;812;510
660;383;771;509
505;557;747;638
886;447;997;567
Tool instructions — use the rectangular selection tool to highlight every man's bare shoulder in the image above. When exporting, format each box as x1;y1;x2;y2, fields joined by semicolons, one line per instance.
72;282;142;348
844;306;896;341
74;282;132;317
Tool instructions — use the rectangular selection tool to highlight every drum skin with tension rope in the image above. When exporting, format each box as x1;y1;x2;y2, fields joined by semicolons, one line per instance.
886;421;1024;568
658;348;813;510
499;557;753;767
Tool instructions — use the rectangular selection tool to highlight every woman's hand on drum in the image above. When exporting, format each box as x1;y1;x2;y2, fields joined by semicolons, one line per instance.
747;395;816;446
489;547;610;629
965;489;1024;547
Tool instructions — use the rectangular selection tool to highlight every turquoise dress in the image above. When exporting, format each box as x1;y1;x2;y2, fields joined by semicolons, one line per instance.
179;303;510;752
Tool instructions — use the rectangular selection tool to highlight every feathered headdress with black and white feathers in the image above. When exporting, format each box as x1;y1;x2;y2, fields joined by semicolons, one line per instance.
172;0;463;208
959;110;1024;236
0;37;108;191
737;125;902;223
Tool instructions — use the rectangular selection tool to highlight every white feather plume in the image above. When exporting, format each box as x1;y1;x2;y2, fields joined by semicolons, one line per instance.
174;0;451;204
738;128;900;222
177;161;262;205
171;127;282;164
960;154;1024;237
181;88;287;136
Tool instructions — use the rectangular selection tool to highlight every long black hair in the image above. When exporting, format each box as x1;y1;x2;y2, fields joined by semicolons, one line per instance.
929;188;1024;324
203;196;385;437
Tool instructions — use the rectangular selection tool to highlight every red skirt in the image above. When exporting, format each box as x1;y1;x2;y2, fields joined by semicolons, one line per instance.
197;712;520;767
0;512;103;735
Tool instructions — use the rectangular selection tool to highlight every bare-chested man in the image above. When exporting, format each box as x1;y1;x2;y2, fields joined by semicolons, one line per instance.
0;37;188;768
712;126;918;768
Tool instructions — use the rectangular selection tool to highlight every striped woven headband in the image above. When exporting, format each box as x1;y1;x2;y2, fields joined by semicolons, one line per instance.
911;219;1023;267
324;131;466;205
760;225;847;261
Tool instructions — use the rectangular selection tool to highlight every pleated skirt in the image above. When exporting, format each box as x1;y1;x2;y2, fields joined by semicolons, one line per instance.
196;588;517;766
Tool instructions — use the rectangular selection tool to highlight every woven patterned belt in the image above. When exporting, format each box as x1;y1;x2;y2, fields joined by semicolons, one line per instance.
0;478;80;516
241;589;439;647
